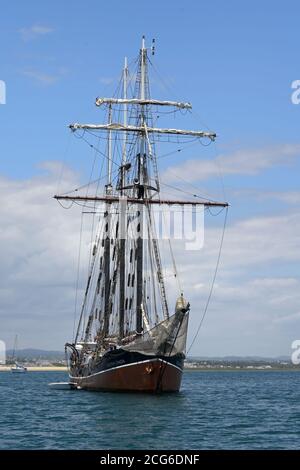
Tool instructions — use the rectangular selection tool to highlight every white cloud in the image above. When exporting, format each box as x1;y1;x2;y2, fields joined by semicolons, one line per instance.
274;312;300;324
260;190;300;205
0;165;92;350
22;69;58;85
162;143;300;182
165;208;300;356
267;191;300;205
229;189;300;205
19;25;54;41
99;77;115;85
21;67;68;85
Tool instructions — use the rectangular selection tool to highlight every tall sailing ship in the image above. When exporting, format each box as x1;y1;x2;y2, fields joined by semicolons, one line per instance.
55;38;228;392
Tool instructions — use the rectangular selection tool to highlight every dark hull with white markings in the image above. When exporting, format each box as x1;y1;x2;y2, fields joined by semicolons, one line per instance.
70;349;184;392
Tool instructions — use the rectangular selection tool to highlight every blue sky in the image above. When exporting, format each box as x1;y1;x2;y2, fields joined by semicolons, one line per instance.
0;0;300;355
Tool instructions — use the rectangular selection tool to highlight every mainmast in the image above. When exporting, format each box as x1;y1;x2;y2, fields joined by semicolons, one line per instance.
122;57;128;166
136;36;146;335
103;104;113;337
119;57;128;340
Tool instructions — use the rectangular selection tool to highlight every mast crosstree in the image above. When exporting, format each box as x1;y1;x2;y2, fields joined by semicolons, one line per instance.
69;122;216;140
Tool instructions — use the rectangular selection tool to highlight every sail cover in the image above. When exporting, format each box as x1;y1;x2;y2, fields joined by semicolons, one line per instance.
123;310;189;356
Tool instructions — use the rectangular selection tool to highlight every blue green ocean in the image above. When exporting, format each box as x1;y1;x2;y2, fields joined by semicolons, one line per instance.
0;371;299;449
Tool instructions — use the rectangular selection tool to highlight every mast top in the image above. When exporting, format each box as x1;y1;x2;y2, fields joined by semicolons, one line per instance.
140;36;155;55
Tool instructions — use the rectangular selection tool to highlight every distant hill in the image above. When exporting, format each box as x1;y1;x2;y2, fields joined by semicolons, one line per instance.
6;348;65;360
188;355;291;362
5;349;291;362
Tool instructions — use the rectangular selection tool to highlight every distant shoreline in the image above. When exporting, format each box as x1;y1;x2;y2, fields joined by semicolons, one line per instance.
0;365;299;372
184;367;300;372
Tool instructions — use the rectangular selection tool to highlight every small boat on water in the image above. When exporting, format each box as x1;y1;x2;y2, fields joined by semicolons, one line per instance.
11;363;27;373
10;335;27;373
48;382;76;390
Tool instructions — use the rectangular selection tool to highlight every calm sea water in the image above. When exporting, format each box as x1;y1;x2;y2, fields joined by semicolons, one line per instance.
0;370;300;450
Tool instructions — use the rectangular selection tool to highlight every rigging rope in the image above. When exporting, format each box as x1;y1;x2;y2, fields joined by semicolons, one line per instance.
160;180;221;204
73;212;84;341
212;141;227;204
187;205;228;354
168;239;182;295
56;132;72;196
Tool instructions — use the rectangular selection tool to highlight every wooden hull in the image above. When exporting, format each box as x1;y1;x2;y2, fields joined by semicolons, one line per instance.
70;358;182;393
